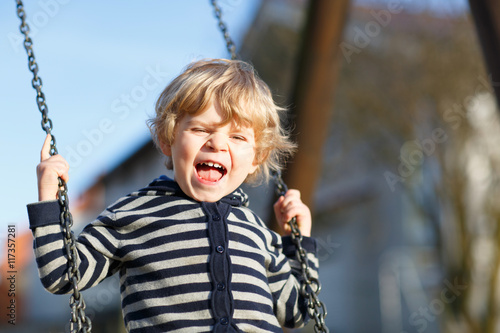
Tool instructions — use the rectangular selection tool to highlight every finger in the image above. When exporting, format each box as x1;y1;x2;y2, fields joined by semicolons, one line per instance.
281;222;291;235
281;198;300;215
282;201;310;224
285;189;301;199
40;134;52;162
37;155;69;178
282;206;303;223
273;195;285;218
274;196;292;234
60;170;69;183
59;158;70;183
53;159;70;182
281;189;301;207
280;203;297;221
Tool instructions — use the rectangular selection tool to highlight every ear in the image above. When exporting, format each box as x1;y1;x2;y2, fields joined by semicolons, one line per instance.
249;161;259;175
249;148;266;175
159;140;172;157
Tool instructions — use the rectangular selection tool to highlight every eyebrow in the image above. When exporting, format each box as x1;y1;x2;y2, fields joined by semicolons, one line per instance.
185;119;218;127
186;119;255;137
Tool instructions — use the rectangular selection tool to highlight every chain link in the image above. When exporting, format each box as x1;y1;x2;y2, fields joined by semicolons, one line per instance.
273;170;329;333
15;1;91;332
210;0;238;60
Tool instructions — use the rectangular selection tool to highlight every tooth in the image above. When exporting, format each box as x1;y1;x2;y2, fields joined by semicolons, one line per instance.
207;162;213;167
213;163;221;169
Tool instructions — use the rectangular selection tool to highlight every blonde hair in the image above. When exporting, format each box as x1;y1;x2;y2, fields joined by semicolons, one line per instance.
148;59;296;184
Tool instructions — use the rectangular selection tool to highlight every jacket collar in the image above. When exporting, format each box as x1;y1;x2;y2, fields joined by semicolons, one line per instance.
139;175;249;207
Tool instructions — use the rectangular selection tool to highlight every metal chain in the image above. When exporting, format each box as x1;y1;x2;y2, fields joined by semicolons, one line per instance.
273;170;329;333
15;1;92;332
210;0;238;60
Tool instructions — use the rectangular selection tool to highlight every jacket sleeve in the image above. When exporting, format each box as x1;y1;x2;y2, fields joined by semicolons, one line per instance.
266;229;319;328
27;200;122;295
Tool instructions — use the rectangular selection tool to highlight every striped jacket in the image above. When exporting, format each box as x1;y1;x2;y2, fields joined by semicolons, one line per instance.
27;176;319;332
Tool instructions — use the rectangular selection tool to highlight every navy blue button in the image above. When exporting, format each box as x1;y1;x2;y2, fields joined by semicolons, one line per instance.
217;283;225;291
216;245;225;253
220;317;229;325
212;214;221;221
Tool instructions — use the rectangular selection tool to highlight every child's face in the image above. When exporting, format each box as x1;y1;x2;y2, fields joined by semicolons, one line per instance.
161;102;258;202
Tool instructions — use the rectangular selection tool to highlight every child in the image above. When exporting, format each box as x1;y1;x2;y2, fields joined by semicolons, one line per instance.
28;59;319;332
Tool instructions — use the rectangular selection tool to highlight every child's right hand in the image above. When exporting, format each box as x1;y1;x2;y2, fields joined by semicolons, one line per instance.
37;134;69;201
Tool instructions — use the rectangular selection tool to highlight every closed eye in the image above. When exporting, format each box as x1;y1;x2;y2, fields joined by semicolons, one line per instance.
191;127;209;134
231;135;247;141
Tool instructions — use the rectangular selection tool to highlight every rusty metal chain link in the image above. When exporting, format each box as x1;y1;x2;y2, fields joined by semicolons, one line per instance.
15;1;92;332
273;170;329;333
210;0;238;60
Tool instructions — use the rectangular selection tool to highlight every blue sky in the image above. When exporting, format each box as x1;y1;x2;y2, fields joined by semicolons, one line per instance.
0;0;261;233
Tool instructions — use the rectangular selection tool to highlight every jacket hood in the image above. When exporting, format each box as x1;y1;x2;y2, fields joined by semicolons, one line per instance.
131;175;249;207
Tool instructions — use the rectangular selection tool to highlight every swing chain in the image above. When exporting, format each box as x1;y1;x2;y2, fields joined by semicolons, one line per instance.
15;1;92;332
273;170;329;333
210;0;238;60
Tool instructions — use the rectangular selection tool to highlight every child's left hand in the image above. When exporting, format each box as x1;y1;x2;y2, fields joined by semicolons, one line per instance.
273;189;312;237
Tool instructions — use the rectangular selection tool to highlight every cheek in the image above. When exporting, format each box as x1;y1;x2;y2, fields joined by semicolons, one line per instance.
236;146;257;167
176;138;197;159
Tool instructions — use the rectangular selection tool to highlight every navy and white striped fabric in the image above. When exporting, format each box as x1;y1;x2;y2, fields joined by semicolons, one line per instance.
28;176;319;332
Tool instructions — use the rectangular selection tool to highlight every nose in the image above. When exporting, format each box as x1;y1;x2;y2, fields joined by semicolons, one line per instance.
206;133;228;152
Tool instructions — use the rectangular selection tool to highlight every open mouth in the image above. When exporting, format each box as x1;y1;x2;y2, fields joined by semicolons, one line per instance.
196;161;227;183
